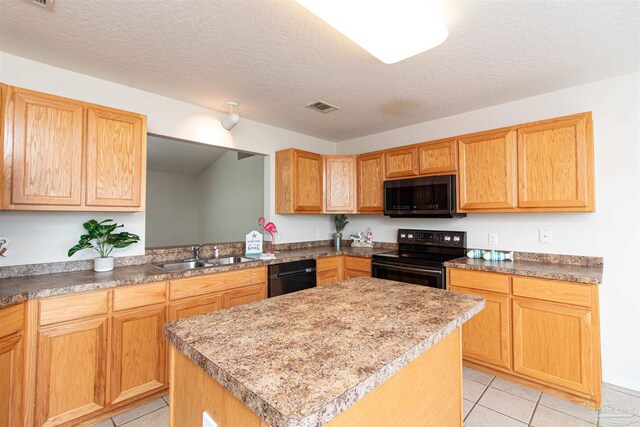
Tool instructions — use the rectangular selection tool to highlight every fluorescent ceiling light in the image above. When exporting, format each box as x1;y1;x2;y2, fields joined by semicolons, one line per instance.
297;0;448;64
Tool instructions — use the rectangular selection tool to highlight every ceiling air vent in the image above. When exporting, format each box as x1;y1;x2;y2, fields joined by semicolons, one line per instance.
306;101;339;114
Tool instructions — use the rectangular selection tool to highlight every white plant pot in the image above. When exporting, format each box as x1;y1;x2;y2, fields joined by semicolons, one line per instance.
94;256;114;272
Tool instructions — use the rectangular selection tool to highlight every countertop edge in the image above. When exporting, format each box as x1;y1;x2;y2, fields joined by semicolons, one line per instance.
164;297;485;427
444;260;602;285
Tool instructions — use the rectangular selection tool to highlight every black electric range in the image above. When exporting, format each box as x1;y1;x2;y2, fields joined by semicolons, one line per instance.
372;229;467;289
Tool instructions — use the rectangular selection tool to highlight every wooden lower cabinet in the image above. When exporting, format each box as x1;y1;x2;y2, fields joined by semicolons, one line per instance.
223;284;267;308
317;256;344;286
35;317;108;426
513;298;594;394
448;268;601;408
0;303;24;427
169;294;224;321
110;306;166;405
344;256;371;279
449;286;511;369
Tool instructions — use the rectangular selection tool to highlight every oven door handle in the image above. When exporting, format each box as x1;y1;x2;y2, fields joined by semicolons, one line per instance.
373;262;443;276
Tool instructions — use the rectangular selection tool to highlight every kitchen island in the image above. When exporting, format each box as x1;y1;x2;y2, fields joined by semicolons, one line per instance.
164;277;485;427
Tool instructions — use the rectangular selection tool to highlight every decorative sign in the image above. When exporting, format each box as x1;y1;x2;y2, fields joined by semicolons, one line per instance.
245;230;263;255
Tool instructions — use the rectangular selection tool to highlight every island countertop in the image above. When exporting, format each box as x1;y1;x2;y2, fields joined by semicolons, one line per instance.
164;277;485;427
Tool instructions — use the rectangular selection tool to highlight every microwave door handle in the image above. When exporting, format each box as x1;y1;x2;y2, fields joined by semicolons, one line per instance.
375;263;443;276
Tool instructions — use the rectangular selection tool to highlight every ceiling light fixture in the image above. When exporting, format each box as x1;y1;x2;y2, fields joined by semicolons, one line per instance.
221;101;240;131
297;0;448;64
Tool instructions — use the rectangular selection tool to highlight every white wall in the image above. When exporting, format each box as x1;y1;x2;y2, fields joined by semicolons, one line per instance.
197;151;265;243
0;52;335;265
337;72;640;391
145;171;199;247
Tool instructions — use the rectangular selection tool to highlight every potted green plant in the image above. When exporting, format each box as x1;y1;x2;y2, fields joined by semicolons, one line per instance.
334;214;349;251
68;219;140;272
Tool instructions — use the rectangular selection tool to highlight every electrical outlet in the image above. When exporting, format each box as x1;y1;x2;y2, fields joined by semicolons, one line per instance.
539;229;552;243
203;411;218;427
488;233;498;246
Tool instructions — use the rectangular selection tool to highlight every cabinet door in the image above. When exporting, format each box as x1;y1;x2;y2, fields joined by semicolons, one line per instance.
418;139;457;175
35;317;108;426
292;150;323;212
169;294;224;321
317;269;341;286
357;153;385;213
0;335;23;427
223;284;266;308
324;156;356;212
110;306;166;405
0;303;24;427
85;107;145;208
458;129;517;210
449;286;512;369
344;269;371;279
11;89;84;206
517;113;592;209
513;298;593;394
385;147;418;178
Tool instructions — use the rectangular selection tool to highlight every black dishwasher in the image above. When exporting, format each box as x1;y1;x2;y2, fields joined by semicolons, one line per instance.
268;259;316;297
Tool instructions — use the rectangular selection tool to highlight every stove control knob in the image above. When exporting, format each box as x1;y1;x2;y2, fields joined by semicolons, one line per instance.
407;234;414;239
453;236;461;242
444;236;451;241
400;233;406;238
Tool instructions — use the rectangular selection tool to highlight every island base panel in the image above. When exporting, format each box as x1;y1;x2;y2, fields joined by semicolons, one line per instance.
169;327;462;427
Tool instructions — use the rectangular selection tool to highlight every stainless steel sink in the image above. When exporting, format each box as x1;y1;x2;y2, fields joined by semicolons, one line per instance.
207;256;256;266
154;256;256;272
154;260;214;271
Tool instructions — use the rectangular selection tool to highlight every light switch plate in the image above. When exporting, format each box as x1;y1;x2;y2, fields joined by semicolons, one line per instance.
203;411;218;427
539;229;552;243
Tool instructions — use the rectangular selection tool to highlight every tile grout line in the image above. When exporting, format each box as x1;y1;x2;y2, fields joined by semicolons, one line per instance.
464;376;495;423
114;405;166;427
602;383;640;398
114;402;168;427
527;392;542;427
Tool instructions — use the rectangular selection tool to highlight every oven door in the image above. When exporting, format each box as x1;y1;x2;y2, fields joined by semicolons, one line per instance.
372;259;445;289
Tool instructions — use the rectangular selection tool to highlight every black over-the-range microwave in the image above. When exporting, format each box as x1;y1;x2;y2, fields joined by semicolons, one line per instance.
383;175;466;218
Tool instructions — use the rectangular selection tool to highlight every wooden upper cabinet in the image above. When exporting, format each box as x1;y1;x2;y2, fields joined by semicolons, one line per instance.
357;152;385;213
86;107;146;208
458;129;518;211
384;147;418;179
1;85;146;211
10;89;84;206
517;113;593;210
418;139;457;175
275;149;323;213
324;155;356;213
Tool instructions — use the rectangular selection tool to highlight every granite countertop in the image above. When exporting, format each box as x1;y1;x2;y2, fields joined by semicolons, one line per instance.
164;277;485;427
0;246;390;308
444;257;603;285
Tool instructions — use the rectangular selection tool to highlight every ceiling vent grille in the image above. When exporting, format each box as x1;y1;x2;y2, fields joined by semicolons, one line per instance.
24;0;53;8
306;101;339;114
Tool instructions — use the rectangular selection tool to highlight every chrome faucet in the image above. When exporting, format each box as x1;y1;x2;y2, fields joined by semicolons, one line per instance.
191;244;203;261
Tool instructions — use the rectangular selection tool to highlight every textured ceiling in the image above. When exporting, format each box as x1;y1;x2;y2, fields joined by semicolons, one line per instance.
147;135;228;175
1;1;638;142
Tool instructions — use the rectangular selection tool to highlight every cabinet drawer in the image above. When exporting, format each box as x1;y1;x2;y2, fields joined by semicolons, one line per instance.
448;269;510;294
0;303;24;338
512;276;591;307
169;267;267;301
113;281;167;312
39;291;109;327
317;256;343;272
344;256;371;273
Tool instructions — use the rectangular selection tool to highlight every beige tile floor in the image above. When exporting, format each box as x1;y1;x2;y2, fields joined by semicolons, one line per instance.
93;368;639;426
